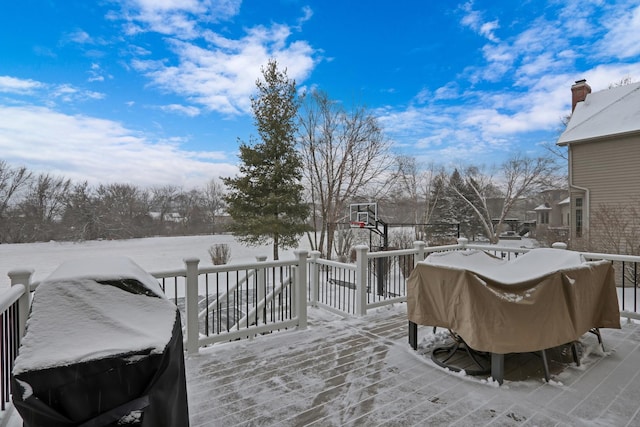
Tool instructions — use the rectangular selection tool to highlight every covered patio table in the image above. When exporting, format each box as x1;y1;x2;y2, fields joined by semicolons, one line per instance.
407;248;621;383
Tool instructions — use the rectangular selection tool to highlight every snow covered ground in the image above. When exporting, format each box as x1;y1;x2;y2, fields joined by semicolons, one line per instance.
0;234;313;290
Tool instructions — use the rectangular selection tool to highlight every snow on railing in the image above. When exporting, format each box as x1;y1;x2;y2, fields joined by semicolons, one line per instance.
147;251;309;355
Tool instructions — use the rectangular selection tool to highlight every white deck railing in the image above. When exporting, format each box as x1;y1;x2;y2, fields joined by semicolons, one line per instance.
2;239;640;416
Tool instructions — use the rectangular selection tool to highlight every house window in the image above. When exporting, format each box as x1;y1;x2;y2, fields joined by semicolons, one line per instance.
540;211;549;224
575;197;583;237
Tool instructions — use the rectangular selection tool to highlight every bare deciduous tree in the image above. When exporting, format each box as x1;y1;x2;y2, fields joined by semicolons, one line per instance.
175;188;205;232
390;156;445;241
203;178;226;233
298;90;391;258
589;201;640;255
0;160;32;218
608;76;636;88
0;161;33;242
62;181;99;241
588;200;640;288
151;185;180;230
96;183;151;239
449;154;557;243
0;160;232;241
18;173;71;241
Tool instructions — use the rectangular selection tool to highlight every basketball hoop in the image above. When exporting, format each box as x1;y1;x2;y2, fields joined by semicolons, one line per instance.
350;221;366;228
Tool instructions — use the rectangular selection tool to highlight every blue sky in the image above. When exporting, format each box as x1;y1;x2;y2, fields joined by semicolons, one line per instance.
1;0;639;189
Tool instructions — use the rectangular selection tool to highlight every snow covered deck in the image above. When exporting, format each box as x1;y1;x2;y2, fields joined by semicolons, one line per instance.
2;305;639;426
183;306;640;426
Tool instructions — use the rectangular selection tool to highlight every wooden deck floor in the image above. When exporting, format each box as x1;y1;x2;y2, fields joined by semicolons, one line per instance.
185;306;640;426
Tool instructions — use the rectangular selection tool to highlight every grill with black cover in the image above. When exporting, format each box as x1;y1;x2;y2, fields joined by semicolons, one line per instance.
11;257;189;427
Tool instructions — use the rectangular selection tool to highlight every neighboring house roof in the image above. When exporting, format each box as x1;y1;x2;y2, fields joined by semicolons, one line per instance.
557;81;640;145
534;203;552;211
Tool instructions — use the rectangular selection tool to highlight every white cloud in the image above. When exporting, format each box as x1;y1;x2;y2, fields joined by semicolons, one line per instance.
477;43;515;81
414;83;460;104
0;76;43;94
66;29;94;44
87;63;112;83
50;84;105;103
113;0;318;117
597;4;640;59
459;1;500;42
0;76;104;105
377;105;456;137
480;20;500;42
460;2;481;28
412;126;507;167
298;6;314;27
379;71;586;162
557;0;604;36
160;104;201;116
516;52;565;81
132;24;316;115
116;0;242;39
0;105;236;188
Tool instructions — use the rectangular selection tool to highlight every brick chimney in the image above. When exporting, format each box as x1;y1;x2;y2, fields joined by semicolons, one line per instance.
571;79;591;112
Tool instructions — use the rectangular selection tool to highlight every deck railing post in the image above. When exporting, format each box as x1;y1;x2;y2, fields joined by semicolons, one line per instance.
457;237;468;249
355;245;369;316
9;269;33;341
183;257;200;355
413;241;426;266
295;250;308;329
309;251;321;307
256;256;267;324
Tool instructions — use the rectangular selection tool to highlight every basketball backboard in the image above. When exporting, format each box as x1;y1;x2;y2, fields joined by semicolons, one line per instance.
349;202;378;228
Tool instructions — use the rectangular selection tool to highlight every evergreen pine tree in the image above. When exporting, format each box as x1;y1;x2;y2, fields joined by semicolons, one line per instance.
223;59;310;260
448;169;481;240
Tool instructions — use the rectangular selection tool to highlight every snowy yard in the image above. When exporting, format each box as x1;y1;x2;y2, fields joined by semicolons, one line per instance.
0;234;313;290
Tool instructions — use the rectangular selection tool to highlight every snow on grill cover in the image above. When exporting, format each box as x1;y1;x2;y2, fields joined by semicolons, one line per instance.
11;257;189;427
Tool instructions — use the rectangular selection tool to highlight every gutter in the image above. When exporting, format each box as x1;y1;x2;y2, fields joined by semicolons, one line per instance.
567;147;589;240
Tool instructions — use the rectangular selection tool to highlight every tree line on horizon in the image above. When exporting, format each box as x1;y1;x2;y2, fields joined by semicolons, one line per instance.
0;161;226;243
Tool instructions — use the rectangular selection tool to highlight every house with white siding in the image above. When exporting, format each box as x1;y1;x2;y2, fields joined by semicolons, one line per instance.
557;79;640;252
